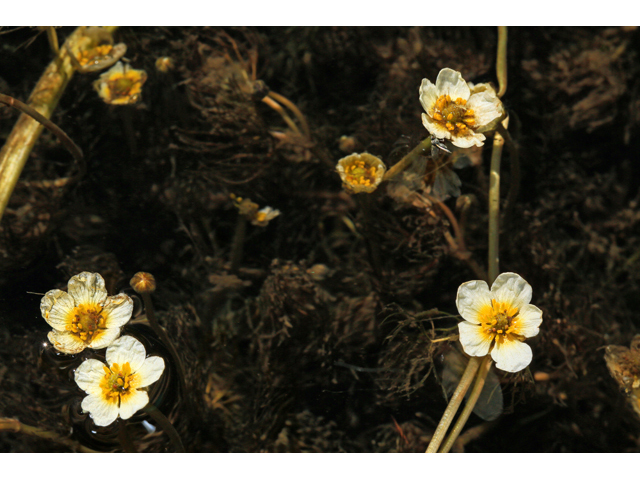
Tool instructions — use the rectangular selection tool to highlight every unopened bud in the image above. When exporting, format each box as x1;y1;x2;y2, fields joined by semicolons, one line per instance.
130;272;156;294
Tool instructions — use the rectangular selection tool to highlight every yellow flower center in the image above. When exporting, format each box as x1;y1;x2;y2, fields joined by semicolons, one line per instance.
432;95;476;135
344;159;379;187
100;362;138;405
77;45;114;67
65;305;106;344
478;299;522;344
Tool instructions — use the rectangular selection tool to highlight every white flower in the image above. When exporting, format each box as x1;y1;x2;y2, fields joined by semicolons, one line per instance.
419;68;505;148
74;335;165;427
456;272;543;373
336;153;386;193
251;206;280;227
41;272;133;354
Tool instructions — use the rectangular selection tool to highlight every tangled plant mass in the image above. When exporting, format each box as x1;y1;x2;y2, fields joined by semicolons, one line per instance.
40;272;133;354
74;336;165;426
456;273;543;372
420;68;504;148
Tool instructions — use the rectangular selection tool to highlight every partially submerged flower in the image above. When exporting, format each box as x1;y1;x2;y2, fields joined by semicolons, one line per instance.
70;27;127;73
419;68;505;148
456;272;543;372
74;335;165;427
94;62;148;105
41;272;133;354
336;153;386;193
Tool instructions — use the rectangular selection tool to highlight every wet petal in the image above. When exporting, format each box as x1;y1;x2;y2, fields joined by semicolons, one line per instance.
75;358;107;395
135;356;165;388
435;68;470;102
491;273;532;311
118;389;149;420
491;338;532;373
41;290;74;331
458;321;493;357
450;132;485;149
421;113;451;140
106;335;146;372
102;293;133;328
418;78;438;114
456;279;492;324
82;394;119;427
67;272;108;306
88;327;122;350
513;304;543;338
467;90;504;133
47;330;86;354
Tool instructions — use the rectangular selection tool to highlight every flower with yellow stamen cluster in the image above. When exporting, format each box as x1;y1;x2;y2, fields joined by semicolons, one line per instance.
419;68;505;149
76;43;127;73
74;335;165;426
336;153;386;193
231;194;280;227
41;272;133;354
456;272;543;372
94;62;148;105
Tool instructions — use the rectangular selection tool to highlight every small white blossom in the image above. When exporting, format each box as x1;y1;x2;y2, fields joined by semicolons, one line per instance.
251;206;280;227
456;272;543;372
419;68;505;148
74;335;165;427
41;272;133;354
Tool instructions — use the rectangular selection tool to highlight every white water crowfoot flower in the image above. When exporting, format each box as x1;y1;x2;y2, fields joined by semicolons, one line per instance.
41;272;133;354
74;335;165;427
419;68;505;149
456;272;543;372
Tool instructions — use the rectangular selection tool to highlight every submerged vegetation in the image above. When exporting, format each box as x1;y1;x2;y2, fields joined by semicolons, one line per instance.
1;26;640;452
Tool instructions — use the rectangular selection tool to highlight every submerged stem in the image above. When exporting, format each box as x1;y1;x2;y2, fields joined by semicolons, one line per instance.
142;404;185;453
426;356;482;453
439;355;493;453
488;119;507;284
496;27;508;98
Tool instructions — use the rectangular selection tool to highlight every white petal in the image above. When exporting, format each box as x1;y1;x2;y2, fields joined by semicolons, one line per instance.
513;304;543;338
47;330;86;354
421;113;450;139
491;338;532;373
82;394;119;427
102;293;133;328
118;389;149;420
41;290;75;331
418;78;438;114
458;321;492;357
135;356;165;388
435;68;470;102
456;279;492;324
67;272;108;306
87;327;122;350
491;272;532;311
106;335;147;372
450;132;485;149
75;359;107;395
467;90;504;133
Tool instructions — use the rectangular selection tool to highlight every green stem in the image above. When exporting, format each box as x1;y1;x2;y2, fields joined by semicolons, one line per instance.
143;404;185;452
425;356;481;453
229;214;247;274
439;355;492;453
488;123;506;285
496;27;508;98
356;194;383;279
141;291;187;397
383;136;432;183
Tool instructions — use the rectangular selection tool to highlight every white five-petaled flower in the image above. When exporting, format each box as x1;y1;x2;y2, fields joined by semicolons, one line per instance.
41;272;133;354
456;272;543;373
336;152;386;194
419;68;505;149
74;335;165;427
